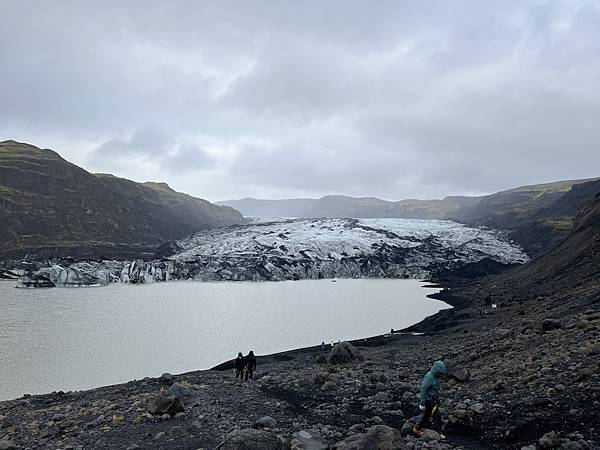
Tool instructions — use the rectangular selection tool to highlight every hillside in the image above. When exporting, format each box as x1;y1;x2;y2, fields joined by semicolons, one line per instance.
452;178;600;255
0;140;244;259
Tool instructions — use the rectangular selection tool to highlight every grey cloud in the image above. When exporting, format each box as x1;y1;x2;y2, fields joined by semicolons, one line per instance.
1;0;599;201
161;144;217;173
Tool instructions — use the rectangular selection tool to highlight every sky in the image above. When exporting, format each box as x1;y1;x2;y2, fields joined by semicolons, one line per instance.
1;1;600;202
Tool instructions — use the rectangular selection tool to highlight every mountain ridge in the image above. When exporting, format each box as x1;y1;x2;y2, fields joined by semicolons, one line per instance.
0;140;244;259
219;178;600;255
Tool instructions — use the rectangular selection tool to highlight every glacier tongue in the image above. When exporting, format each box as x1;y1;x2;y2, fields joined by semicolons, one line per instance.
155;218;528;282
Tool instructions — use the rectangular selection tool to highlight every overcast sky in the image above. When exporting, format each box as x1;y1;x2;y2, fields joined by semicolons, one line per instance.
1;1;600;201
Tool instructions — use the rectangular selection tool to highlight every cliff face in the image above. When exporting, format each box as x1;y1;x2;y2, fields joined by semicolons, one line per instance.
0;140;244;259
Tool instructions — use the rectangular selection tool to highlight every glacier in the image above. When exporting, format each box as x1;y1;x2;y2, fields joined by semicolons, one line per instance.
119;218;528;283
5;218;528;286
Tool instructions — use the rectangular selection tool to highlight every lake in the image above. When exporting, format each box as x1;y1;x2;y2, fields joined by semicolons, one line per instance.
0;278;446;401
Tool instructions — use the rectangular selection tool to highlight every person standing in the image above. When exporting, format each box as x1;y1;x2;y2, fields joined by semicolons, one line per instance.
234;352;245;379
413;360;448;438
244;350;256;381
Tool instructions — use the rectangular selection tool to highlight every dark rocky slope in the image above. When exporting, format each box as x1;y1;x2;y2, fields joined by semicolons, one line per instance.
454;178;600;257
0;141;244;259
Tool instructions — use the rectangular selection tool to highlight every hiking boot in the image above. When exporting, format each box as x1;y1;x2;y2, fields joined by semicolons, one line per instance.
412;426;423;437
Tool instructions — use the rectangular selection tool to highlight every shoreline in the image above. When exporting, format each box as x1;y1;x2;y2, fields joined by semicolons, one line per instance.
0;277;448;403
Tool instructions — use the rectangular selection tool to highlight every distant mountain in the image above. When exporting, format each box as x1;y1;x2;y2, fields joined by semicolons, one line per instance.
219;178;599;256
0;140;244;259
218;195;481;219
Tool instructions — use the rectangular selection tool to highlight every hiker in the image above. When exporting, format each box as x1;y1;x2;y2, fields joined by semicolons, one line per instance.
244;350;256;381
413;360;448;438
235;352;245;379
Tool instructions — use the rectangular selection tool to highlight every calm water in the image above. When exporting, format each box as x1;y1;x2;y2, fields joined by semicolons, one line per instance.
0;278;446;401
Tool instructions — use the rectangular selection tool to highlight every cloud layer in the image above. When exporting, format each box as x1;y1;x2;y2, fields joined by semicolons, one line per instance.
1;1;599;201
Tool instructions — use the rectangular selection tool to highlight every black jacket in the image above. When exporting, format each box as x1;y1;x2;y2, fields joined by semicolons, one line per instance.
235;356;245;370
245;354;256;370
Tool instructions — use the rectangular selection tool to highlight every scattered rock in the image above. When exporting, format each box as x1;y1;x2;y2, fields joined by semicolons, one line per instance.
469;403;484;414
321;381;337;392
167;382;193;399
539;431;560;448
327;342;361;365
217;428;283;450
453;368;470;382
334;425;407;449
148;394;185;416
254;416;277;429
170;425;186;438
421;429;442;442
542;319;562;332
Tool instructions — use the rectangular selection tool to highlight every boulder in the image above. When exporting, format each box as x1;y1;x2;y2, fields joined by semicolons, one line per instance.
217;428;283;450
291;430;325;450
541;319;562;332
453;368;470;382
539;431;560;448
421;429;442;442
167;382;193;399
148;394;184;416
334;425;408;450
254;416;277;429
321;381;337;391
327;342;361;364
0;442;16;450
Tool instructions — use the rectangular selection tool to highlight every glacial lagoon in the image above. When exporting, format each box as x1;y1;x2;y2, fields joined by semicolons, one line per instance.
0;278;447;400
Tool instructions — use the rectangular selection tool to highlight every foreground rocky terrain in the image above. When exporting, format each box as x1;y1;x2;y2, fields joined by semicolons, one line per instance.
1;218;527;286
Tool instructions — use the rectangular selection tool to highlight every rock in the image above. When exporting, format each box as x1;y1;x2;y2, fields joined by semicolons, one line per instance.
334;425;407;449
539;431;560;448
291;430;325;450
495;328;512;339
520;446;536;450
589;343;600;355
493;380;507;391
148;394;185;416
217;428;283;450
321;381;337;392
469;403;484;414
421;429;442;442
327;342;361;365
0;442;16;450
542;319;562;332
453;368;470;382
167;382;193;399
575;367;594;381
254;416;277;429
170;425;186;438
153;431;166;441
313;372;330;384
160;372;174;382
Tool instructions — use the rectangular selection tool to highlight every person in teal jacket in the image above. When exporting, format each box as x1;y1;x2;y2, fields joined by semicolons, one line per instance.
413;360;448;437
